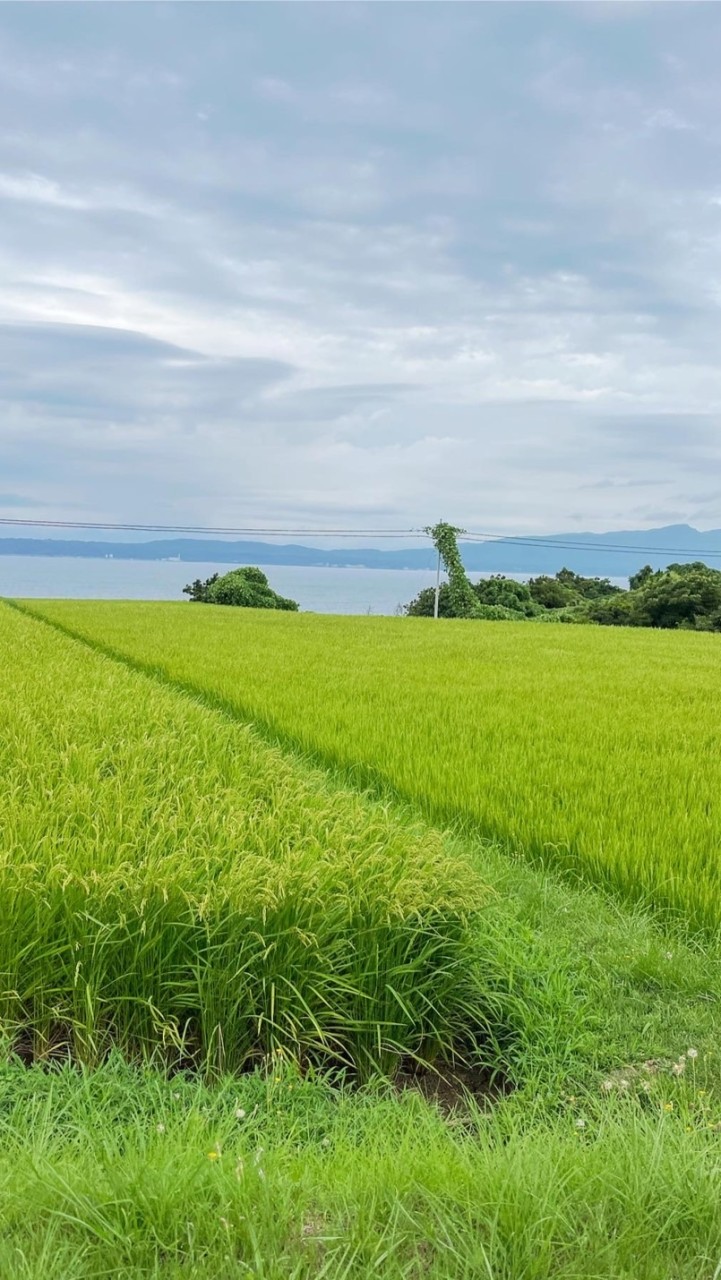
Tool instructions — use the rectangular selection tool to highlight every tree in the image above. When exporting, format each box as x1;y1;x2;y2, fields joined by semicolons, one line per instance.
527;575;574;610
183;566;298;611
555;568;622;600
632;562;721;630
629;565;654;591
585;593;637;627
587;561;721;631
405;577;540;619
474;575;542;617
183;574;219;602
528;568;621;609
406;583;456;618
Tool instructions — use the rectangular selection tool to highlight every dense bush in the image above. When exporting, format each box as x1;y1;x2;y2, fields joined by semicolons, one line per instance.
585;562;721;631
406;568;619;621
184;566;298;611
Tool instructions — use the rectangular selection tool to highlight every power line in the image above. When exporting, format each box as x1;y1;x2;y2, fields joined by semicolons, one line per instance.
0;517;420;539
460;531;721;559
0;514;720;558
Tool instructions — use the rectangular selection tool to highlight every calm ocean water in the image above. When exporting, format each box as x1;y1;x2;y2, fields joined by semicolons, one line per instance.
0;556;629;616
0;556;440;615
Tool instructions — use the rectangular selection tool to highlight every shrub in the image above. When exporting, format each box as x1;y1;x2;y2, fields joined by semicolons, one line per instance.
185;566;298;611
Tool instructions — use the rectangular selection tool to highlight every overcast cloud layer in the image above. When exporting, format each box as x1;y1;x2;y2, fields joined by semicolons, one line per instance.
3;2;721;537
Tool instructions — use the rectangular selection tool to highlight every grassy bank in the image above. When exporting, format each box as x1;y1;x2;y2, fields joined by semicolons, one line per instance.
2;1057;721;1280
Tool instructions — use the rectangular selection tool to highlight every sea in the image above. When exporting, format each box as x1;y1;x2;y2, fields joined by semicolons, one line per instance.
0;556;439;615
0;556;628;616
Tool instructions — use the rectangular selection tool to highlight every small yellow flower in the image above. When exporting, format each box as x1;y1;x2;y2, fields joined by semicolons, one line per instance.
208;1151;219;1161
663;1102;674;1112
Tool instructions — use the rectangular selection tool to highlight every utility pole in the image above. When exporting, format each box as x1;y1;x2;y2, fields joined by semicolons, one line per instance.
433;547;441;619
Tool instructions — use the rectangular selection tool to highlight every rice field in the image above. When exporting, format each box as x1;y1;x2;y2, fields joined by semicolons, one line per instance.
0;604;487;1074
7;597;721;1276
25;600;721;931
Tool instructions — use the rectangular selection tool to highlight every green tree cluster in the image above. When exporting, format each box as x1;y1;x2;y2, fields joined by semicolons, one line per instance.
587;562;721;630
406;575;545;620
527;567;622;610
407;554;721;632
183;566;299;611
406;522;721;631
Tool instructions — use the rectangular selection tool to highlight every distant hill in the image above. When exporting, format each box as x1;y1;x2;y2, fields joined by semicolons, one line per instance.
1;525;721;577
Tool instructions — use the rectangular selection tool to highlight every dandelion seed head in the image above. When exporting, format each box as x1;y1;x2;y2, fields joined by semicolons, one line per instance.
687;1048;699;1059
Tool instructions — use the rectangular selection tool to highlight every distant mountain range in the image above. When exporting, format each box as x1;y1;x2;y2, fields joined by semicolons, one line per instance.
1;524;721;578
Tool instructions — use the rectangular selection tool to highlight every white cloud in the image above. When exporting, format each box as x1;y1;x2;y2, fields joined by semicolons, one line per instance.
2;4;721;532
254;76;296;104
0;172;88;209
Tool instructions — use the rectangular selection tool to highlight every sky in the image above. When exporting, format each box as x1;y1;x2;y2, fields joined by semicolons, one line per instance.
2;2;721;539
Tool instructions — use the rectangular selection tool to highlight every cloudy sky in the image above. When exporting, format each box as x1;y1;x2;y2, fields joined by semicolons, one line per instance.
2;2;721;538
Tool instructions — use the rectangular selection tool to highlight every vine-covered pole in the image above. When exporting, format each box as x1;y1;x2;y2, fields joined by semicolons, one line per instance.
424;521;481;619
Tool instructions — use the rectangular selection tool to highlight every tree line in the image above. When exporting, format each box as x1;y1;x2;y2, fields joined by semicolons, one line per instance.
406;523;721;631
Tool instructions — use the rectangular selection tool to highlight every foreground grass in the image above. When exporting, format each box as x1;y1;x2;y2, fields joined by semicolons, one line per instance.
2;1056;721;1280
26;601;721;930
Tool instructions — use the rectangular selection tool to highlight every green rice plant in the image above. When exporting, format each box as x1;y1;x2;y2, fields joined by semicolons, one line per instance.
25;600;721;931
0;605;487;1074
